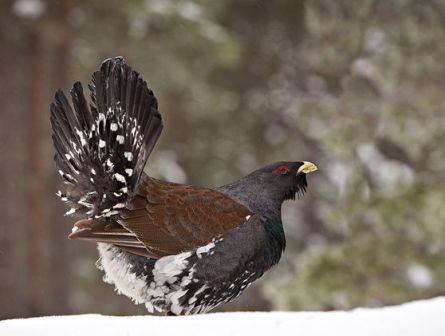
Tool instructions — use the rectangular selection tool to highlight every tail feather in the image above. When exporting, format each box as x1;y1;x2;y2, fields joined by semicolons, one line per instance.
50;57;163;218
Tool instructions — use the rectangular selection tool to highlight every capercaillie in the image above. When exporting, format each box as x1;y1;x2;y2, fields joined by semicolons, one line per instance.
50;57;317;315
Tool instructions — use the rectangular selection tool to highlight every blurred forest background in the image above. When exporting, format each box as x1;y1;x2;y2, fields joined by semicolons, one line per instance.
1;0;445;319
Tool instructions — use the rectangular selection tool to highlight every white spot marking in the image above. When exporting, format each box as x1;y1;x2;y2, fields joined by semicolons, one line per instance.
116;135;124;144
154;252;192;286
196;242;215;259
145;302;154;313
170;289;188;315
124;152;133;161
78;199;93;208
99;139;106;148
110;123;118;131
103;210;120;217
114;173;126;184
65;208;76;216
113;203;125;209
76;128;87;146
106;158;114;169
125;168;133;176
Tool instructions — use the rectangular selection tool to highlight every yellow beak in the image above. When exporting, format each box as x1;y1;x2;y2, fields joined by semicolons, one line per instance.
297;161;318;174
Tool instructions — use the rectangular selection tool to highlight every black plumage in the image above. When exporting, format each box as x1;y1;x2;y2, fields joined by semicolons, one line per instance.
50;57;317;315
50;57;162;218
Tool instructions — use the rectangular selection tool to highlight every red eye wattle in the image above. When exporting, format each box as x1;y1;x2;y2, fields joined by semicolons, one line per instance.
273;164;290;174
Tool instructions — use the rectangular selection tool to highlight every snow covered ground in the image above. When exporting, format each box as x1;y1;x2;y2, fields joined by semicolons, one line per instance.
1;297;444;336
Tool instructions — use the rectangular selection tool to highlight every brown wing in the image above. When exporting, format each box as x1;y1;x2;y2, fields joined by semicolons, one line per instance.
70;175;252;258
69;218;161;258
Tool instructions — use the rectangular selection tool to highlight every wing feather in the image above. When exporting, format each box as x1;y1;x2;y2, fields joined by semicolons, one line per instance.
115;176;252;257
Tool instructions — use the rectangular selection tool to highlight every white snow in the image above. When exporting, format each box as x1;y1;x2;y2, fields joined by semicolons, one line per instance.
1;297;444;336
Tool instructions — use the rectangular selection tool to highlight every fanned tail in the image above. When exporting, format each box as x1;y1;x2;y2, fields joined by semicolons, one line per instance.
50;57;163;218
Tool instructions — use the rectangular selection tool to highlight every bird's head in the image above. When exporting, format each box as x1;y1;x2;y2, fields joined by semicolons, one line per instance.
250;161;318;202
217;160;318;221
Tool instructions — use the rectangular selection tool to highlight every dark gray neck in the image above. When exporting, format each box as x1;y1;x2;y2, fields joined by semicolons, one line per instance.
216;176;283;222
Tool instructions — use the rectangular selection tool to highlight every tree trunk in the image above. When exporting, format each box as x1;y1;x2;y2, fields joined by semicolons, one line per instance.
46;0;74;315
25;30;47;316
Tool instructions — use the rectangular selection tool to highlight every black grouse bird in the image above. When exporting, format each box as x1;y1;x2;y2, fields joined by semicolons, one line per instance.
50;57;317;315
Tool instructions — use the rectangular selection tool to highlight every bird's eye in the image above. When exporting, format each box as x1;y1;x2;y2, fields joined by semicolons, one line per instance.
273;165;290;175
